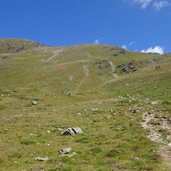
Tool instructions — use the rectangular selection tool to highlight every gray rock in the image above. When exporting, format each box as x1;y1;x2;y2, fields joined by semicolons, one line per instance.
151;100;161;105
117;61;138;74
59;147;72;154
34;156;48;162
66;92;71;96
61;127;83;136
32;100;38;105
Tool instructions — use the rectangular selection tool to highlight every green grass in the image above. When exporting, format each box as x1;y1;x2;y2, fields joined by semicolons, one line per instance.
0;40;171;170
0;38;40;53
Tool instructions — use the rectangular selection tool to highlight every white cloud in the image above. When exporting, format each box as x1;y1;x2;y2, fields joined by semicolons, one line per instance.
94;39;100;44
153;1;170;10
128;0;170;10
141;46;164;54
122;44;128;50
132;0;153;9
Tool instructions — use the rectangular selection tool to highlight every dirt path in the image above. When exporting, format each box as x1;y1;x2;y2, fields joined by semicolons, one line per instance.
109;61;115;74
46;48;64;62
160;145;171;169
85;52;99;60
72;64;89;95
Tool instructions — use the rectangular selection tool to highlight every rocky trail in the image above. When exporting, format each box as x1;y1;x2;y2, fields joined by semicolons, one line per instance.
141;111;171;169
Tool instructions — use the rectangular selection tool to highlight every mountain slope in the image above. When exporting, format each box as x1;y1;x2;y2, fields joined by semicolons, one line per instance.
0;39;171;171
0;38;40;53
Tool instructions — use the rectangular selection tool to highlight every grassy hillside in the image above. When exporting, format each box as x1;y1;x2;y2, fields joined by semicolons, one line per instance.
0;39;171;171
0;38;40;53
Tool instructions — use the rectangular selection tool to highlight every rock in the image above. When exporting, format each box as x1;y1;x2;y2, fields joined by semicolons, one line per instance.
117;61;138;74
61;127;83;136
132;109;137;114
110;110;114;113
59;147;72;154
47;130;51;133
32;100;38;105
2;56;8;59
141;111;171;144
66;91;71;96
147;130;163;143
95;59;110;70
34;156;48;162
92;108;99;112
151;100;161;105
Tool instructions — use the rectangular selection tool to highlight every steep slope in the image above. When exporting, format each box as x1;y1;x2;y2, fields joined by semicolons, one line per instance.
0;40;171;171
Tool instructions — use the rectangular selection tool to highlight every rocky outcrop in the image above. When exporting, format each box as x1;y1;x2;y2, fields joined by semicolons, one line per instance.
117;61;138;74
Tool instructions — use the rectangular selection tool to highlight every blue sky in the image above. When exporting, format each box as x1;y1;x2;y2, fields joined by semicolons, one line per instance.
0;0;170;53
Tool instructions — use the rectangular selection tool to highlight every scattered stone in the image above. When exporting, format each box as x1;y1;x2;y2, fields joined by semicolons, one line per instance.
141;112;171;143
117;61;138;74
61;127;83;136
108;47;126;56
2;56;8;59
92;108;99;112
110;110;114;113
32;100;38;105
47;130;51;134
66;91;71;96
147;130;163;143
95;59;110;70
34;156;48;162
132;109;138;114
151;100;161;105
59;147;72;154
132;107;142;113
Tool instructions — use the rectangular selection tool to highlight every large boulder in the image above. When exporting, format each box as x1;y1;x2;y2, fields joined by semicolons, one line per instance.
61;127;83;136
59;147;72;154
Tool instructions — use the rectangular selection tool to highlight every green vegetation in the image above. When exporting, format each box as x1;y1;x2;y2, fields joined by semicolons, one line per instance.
0;38;40;53
0;39;171;170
